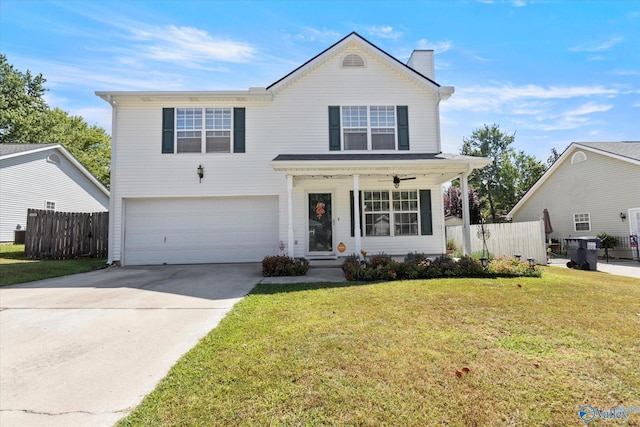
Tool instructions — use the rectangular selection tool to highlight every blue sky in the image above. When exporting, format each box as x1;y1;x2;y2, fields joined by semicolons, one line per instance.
1;0;639;161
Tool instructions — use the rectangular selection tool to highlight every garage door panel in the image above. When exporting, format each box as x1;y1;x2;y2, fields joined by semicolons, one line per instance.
124;197;279;265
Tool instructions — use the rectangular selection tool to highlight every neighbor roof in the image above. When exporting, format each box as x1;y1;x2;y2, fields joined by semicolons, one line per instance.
575;141;640;162
0;143;57;156
508;141;640;218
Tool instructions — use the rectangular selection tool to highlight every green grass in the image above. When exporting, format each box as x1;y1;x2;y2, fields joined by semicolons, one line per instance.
0;244;106;286
118;268;640;426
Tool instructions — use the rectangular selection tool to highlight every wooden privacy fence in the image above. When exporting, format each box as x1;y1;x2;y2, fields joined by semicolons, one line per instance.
446;220;547;264
25;209;109;259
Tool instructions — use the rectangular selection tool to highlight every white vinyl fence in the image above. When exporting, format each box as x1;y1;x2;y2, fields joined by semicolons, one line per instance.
446;220;547;264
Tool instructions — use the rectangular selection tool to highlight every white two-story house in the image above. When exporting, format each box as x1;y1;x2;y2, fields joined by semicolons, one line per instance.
97;32;488;266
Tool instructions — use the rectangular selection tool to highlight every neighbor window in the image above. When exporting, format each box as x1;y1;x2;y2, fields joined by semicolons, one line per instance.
342;106;396;150
363;190;419;236
45;201;56;211
574;213;591;231
176;107;231;153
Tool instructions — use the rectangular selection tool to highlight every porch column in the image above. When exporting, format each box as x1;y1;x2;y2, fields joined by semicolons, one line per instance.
287;175;294;257
461;168;472;255
353;174;362;258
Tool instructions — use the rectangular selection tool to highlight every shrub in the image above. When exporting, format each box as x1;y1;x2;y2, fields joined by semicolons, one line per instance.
262;255;309;277
404;251;428;264
487;256;541;277
456;255;485;276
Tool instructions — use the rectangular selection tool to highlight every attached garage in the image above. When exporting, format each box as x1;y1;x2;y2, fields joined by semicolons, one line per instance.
123;197;279;265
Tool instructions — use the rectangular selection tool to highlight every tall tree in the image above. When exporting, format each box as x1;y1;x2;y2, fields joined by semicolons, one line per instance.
461;124;545;222
443;183;483;224
0;54;111;187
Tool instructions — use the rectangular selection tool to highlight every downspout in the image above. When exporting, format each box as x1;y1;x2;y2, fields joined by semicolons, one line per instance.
461;163;474;256
106;95;117;265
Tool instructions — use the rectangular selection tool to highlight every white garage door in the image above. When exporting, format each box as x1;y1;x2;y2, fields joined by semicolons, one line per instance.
124;197;279;265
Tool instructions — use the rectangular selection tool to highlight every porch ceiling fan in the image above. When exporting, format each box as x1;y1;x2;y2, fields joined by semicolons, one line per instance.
393;175;416;188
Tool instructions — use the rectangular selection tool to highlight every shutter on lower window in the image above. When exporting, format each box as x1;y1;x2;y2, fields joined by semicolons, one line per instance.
397;106;409;151
233;108;246;153
350;191;363;237
419;190;433;235
329;106;341;151
162;108;174;154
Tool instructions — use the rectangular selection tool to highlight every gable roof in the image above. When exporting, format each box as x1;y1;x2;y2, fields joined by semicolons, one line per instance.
0;143;110;197
508;141;640;218
266;32;453;99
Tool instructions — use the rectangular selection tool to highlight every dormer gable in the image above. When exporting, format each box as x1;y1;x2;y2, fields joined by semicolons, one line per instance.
267;32;453;99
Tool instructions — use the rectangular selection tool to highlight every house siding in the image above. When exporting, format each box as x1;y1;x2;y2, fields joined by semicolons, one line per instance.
0;150;109;242
511;149;640;243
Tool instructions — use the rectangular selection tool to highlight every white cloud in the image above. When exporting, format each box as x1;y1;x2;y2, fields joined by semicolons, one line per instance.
511;0;527;7
291;27;341;42
416;39;452;54
366;25;402;40
569;36;623;52
130;25;256;65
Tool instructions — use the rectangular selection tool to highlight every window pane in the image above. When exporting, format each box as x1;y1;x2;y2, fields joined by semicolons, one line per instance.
206;131;230;153
177;108;202;130
177;137;202;153
366;213;390;236
394;213;418;235
372;133;395;150
344;131;367;150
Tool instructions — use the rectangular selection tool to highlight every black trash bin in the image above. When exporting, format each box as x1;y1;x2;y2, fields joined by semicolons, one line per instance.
565;237;600;271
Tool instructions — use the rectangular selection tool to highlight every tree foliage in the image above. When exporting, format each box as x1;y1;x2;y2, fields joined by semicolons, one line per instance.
0;54;110;187
461;124;545;222
443;183;484;224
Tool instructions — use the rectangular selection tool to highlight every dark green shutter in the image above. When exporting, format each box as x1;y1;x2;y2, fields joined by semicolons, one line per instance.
162;108;174;154
350;191;363;237
329;106;341;151
233;108;246;153
419;190;433;235
397;106;409;151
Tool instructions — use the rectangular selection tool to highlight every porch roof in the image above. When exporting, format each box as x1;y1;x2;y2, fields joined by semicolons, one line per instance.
271;152;490;185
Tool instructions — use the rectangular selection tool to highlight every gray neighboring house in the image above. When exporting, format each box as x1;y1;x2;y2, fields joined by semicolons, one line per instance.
508;141;640;259
0;144;110;242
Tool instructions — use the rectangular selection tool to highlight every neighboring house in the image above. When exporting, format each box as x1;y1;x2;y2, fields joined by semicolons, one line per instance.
508;141;640;259
0;143;110;242
96;32;489;266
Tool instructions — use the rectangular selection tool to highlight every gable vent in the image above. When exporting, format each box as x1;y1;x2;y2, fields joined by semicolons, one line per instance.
571;151;587;164
342;54;365;68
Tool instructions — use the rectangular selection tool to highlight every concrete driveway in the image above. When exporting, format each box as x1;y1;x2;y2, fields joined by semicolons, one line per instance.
0;263;261;427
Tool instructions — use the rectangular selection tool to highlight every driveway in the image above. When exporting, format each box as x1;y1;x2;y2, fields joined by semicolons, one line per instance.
0;264;261;427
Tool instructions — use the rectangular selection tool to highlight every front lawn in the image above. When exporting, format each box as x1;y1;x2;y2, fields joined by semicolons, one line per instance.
0;244;106;286
119;268;640;426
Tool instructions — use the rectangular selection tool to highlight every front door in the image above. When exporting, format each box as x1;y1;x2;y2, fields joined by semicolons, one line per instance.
308;193;333;253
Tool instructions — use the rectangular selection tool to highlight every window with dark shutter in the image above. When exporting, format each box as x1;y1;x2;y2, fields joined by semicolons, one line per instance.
162;108;175;153
329;106;341;151
233;108;245;153
397;106;409;150
419;190;433;235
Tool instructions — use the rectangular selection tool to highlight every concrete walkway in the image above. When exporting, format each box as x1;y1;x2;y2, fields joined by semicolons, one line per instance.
0;264;261;427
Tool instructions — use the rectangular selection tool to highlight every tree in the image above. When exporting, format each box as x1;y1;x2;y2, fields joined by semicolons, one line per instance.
0;55;111;187
461;124;545;222
443;183;483;224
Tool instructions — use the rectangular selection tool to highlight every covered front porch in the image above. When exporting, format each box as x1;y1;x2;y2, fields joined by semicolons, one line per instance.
271;153;490;259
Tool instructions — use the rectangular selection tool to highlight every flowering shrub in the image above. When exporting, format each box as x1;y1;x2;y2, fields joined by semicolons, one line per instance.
262;255;310;277
341;254;541;281
487;256;541;277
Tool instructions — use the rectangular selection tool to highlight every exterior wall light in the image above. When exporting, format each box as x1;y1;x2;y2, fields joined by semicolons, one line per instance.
620;212;627;221
197;165;204;183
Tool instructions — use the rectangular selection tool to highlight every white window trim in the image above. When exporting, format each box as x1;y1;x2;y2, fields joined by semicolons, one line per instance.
341;106;397;151
573;212;591;231
363;190;420;237
175;107;233;154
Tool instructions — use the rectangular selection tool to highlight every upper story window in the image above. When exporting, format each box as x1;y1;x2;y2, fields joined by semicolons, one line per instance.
163;107;245;154
329;105;408;152
341;106;396;150
574;213;591;231
177;108;231;153
45;200;56;211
